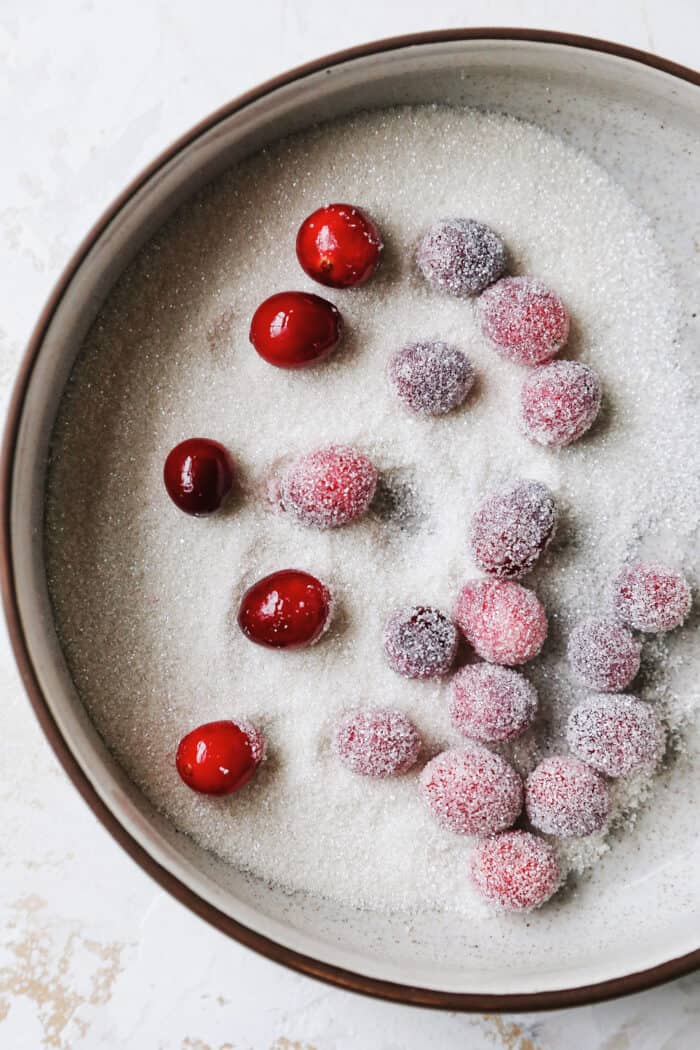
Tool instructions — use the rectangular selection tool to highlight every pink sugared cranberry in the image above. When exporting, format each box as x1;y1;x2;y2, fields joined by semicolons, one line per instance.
249;291;341;368
449;664;538;743
238;569;332;649
612;562;692;633
419;745;523;836
333;708;421;777
387;340;475;416
176;719;264;795
567;618;641;692
470;479;557;579
525;756;610;838
520;360;602;446
278;444;377;528
470;830;561;911
296;203;382;288
164;438;234;516
454;579;548;665
383;606;458;679
479;276;570;365
567;695;665;778
416;218;507;297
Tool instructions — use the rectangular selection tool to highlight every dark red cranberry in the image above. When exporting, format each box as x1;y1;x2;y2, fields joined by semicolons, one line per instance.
296;203;382;288
387;340;475;415
470;479;557;579
176;719;264;795
238;569;332;649
163;438;234;516
249;291;341;369
416;218;507;297
383;605;458;679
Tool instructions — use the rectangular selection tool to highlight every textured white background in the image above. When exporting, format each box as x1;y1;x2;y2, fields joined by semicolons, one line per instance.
2;2;700;1048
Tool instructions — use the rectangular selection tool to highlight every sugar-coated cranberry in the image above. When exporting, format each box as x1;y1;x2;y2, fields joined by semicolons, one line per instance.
470;831;561;911
383;605;458;679
176;719;264;795
163;438;234;516
520;360;602;447
387;340;475;416
333;708;421;777
419;745;523;836
479;276;570;365
296;203;382;288
278;444;377;529
249;291;341;369
449;664;538;743
612;562;692;633
416;218;506;297
525;756;610;838
238;569;332;649
567;695;665;778
454;579;548;665
567;618;641;692
470;479;557;579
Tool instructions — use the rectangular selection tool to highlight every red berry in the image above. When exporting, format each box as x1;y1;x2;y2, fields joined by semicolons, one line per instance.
479;276;570;365
470;831;561;911
416;218;506;297
249;291;341;369
470;479;557;579
387;340;475;415
278;444;377;529
163;438;234;516
525;756;610;838
612;562;692;633
383;605;458;679
296;203;382;288
520;361;602;447
238;569;332;649
567;695;665;778
333;708;421;777
419;745;523;836
176;719;264;795
449;664;537;743
454;579;548;665
567;618;641;692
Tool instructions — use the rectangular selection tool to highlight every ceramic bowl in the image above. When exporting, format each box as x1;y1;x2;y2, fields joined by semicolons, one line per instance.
2;30;700;1010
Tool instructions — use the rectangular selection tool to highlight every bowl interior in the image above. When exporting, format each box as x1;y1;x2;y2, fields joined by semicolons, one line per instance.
8;38;700;1000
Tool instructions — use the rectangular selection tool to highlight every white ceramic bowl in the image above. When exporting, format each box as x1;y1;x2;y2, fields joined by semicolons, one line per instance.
3;31;700;1009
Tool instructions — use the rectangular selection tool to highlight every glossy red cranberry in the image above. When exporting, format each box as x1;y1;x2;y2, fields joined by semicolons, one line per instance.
296;203;382;288
163;438;234;516
249;291;342;368
176;719;264;795
237;569;332;649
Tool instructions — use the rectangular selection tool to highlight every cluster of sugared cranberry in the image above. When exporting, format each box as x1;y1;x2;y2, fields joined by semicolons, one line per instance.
164;205;691;913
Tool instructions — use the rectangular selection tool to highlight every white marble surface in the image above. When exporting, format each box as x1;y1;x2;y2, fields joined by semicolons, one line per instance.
1;2;699;1047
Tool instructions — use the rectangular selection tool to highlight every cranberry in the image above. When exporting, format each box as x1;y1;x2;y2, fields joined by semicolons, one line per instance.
567;695;665;778
176;719;264;795
449;664;537;743
612;562;692;633
333;708;421;777
525;756;610;838
278;444;377;529
454;578;548;666
470;479;557;579
387;340;475;415
567;618;641;692
520;360;602;447
238;569;332;649
163;438;234;516
419;745;523;836
479;276;570;365
296;203;382;288
416;218;506;297
383;606;458;679
249;291;341;369
470;831;561;911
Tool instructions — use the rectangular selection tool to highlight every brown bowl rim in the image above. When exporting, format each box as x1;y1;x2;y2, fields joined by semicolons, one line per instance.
2;28;699;1012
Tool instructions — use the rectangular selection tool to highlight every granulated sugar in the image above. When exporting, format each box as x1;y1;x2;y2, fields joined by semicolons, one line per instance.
45;106;700;914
